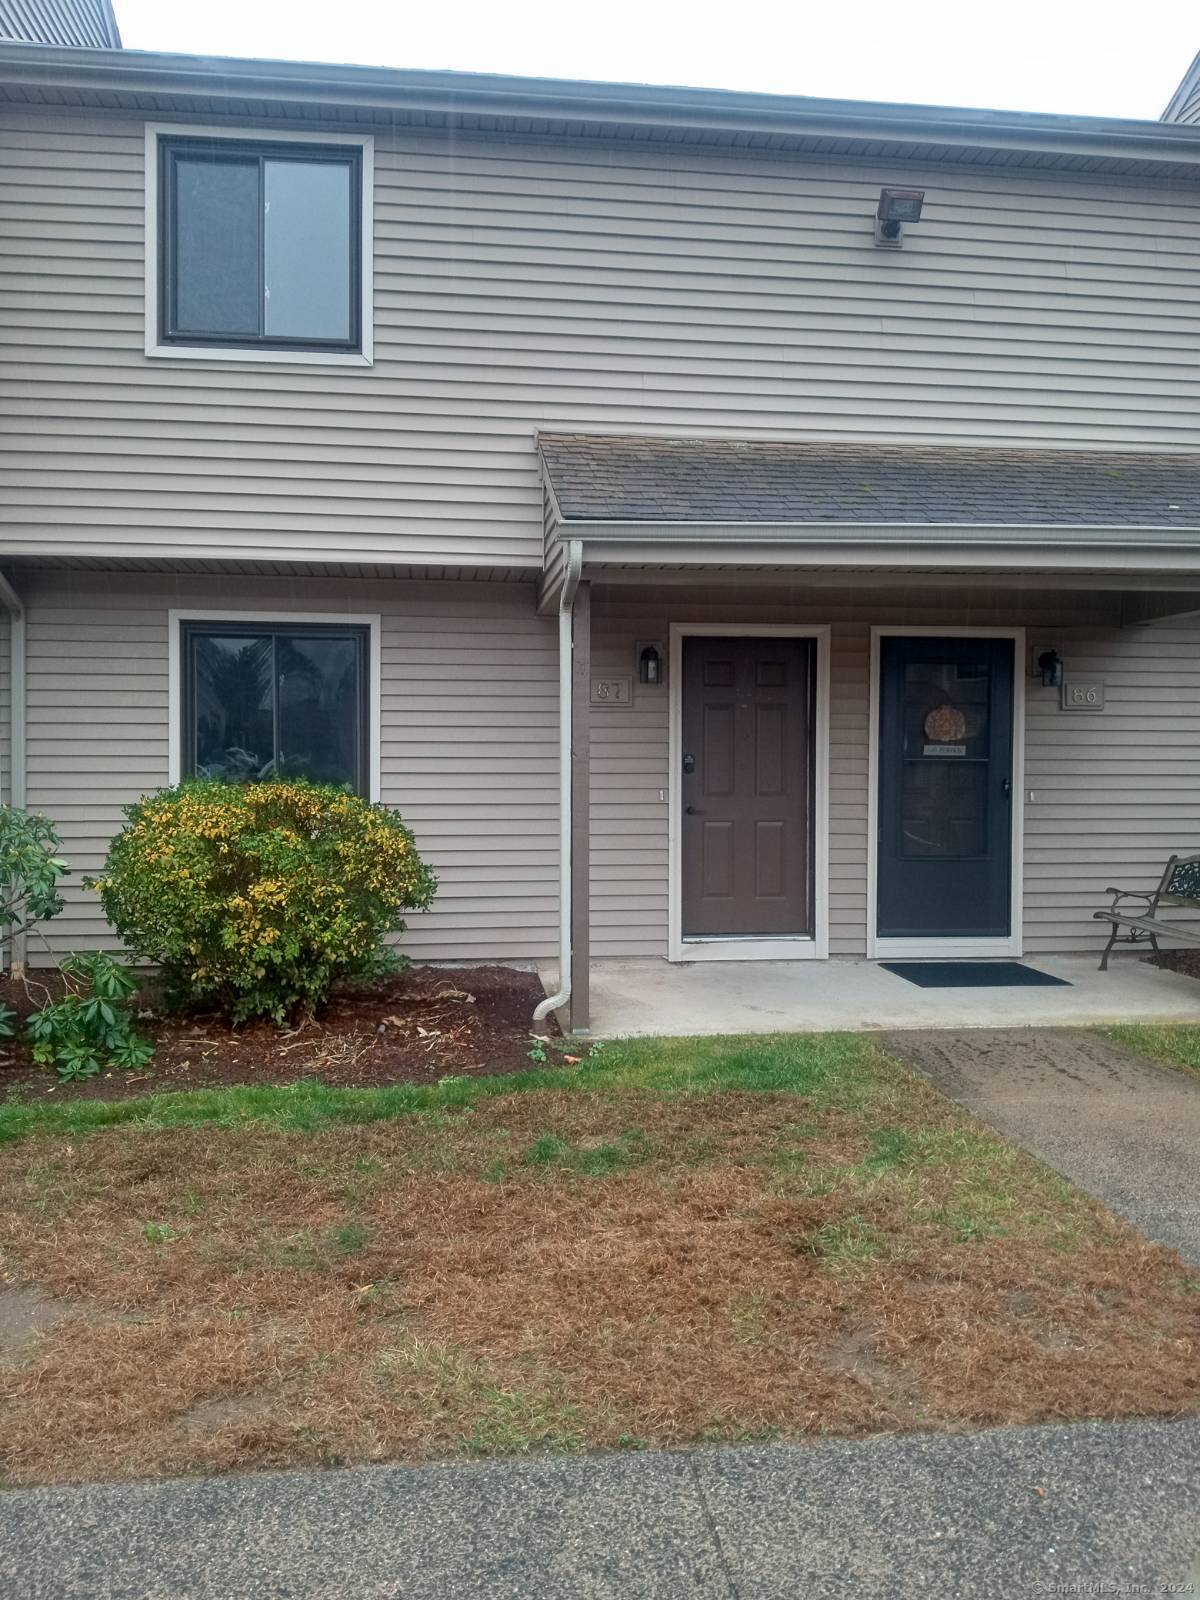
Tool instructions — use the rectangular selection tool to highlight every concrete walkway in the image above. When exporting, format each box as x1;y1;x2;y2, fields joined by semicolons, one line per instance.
4;1420;1200;1599
560;956;1200;1038
890;1028;1200;1265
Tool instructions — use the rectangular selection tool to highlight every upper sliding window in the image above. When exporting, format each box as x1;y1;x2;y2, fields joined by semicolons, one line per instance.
158;136;363;354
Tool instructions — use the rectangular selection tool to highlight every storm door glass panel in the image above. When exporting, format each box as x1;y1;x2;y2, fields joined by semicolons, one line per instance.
877;635;1013;940
900;660;991;861
191;634;275;782
276;633;362;787
171;155;261;338
264;159;352;341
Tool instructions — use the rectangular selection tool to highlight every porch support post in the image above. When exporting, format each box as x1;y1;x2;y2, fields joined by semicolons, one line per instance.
569;581;591;1033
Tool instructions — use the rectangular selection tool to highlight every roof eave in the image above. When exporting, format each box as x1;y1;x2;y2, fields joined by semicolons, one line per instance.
575;539;1200;578
557;522;1200;575
561;520;1200;539
4;44;1200;168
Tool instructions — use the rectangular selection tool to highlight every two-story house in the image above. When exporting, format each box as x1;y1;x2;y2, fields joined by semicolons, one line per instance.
3;5;1200;1030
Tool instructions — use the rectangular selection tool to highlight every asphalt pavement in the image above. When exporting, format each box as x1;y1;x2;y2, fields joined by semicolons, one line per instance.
889;1027;1200;1265
5;1418;1200;1599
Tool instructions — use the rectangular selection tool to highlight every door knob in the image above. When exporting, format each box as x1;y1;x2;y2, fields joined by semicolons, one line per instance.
685;805;704;815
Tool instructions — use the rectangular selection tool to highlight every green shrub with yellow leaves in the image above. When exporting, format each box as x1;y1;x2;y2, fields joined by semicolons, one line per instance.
92;780;436;1022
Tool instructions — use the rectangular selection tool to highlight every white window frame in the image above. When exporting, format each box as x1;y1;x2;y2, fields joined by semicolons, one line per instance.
168;609;382;800
145;123;374;367
866;624;1026;960
667;622;831;963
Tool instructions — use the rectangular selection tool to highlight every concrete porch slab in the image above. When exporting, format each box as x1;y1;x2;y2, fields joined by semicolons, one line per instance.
540;956;1200;1038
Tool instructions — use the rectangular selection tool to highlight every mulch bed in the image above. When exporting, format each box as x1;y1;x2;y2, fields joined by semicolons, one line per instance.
1151;950;1200;982
0;965;556;1102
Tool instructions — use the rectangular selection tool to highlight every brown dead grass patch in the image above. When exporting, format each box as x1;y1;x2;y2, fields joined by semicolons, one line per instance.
1;1081;1198;1487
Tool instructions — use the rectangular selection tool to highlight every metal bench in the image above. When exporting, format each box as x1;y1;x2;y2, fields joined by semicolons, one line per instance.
1093;852;1200;970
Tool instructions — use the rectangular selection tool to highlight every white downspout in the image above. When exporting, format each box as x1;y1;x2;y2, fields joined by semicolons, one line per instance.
533;540;583;1028
0;570;27;976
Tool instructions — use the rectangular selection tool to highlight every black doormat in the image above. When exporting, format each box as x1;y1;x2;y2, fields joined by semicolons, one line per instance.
880;961;1071;989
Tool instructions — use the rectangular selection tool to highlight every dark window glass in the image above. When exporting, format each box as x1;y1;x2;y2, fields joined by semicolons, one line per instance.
161;138;361;352
276;633;362;786
184;623;368;794
192;633;275;783
173;156;260;338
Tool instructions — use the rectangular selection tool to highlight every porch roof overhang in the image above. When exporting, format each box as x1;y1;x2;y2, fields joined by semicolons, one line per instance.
537;434;1200;608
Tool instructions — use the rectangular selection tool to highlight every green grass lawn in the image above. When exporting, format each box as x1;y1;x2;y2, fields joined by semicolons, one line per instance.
1101;1024;1200;1079
0;1032;876;1146
1;1031;1198;1489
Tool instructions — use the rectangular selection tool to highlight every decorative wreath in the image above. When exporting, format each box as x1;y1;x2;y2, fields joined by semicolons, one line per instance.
923;704;968;743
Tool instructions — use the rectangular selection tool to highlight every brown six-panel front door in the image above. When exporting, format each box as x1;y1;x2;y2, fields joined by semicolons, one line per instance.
681;635;815;938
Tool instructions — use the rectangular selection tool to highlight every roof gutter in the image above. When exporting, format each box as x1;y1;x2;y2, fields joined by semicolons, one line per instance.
3;45;1200;170
574;541;1200;578
558;519;1200;539
533;540;583;1031
556;521;1200;571
0;571;27;975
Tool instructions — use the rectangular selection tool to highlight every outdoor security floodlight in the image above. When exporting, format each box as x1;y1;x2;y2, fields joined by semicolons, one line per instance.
874;186;926;248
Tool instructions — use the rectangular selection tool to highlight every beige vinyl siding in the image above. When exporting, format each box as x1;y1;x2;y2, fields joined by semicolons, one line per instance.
0;0;118;47
20;572;559;963
1024;620;1200;948
5;110;1200;570
589;584;1200;959
1165;60;1200;125
16;569;1200;966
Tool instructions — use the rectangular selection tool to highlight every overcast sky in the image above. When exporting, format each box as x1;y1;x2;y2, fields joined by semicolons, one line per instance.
114;0;1196;121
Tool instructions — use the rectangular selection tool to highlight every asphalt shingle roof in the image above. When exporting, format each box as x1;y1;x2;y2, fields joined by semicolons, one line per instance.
538;435;1200;528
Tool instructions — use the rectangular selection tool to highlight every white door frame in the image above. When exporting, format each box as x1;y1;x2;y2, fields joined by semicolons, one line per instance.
867;625;1025;960
668;623;830;963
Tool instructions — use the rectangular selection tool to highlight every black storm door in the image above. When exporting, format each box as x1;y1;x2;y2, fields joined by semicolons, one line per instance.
877;636;1014;939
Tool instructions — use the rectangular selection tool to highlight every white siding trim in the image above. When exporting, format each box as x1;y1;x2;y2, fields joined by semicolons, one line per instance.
143;122;375;367
167;608;382;800
667;622;830;963
866;624;1026;960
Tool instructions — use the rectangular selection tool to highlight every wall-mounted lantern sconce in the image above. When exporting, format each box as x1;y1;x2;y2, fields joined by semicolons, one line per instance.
1038;649;1064;688
874;186;925;248
638;644;663;685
